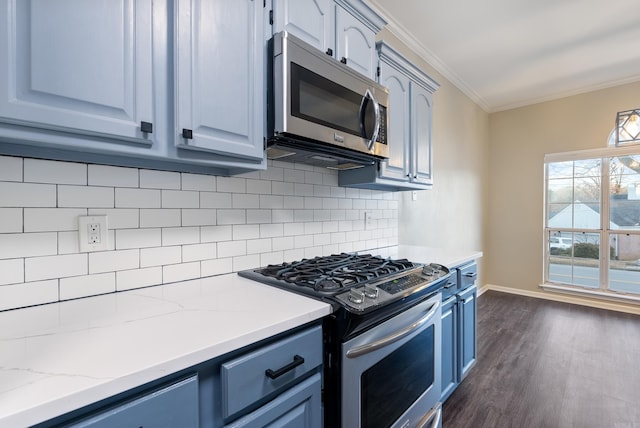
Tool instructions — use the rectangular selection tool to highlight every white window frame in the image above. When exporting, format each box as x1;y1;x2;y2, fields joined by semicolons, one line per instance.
543;145;640;303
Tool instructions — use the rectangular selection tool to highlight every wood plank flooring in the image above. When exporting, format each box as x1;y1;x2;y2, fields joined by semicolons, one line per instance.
442;291;640;428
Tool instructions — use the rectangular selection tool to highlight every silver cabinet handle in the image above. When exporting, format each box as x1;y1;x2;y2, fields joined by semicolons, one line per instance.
346;301;440;358
416;404;442;428
464;272;477;278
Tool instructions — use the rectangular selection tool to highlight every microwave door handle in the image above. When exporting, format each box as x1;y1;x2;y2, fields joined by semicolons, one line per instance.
345;300;440;359
359;89;380;150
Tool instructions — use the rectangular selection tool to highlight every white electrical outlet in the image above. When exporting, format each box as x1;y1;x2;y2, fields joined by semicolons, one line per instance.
412;191;418;201
78;215;109;252
365;211;374;230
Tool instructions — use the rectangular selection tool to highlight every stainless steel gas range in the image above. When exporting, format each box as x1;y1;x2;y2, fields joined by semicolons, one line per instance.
239;253;450;428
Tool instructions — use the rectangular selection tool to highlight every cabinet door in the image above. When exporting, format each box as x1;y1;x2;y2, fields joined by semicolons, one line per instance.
378;62;410;181
335;5;377;79
458;285;477;379
70;376;199;428
440;295;458;402
175;0;264;161
271;0;333;54
410;83;434;185
0;0;154;145
224;373;322;428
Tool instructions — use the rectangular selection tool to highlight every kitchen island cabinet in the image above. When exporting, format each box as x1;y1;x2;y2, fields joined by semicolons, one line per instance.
0;0;266;175
0;274;331;428
270;0;386;79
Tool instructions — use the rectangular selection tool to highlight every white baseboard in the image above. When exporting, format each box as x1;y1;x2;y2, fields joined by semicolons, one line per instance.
480;283;640;315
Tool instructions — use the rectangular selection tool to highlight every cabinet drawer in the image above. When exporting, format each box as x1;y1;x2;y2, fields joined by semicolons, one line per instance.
221;325;322;418
441;273;458;299
68;375;198;427
457;262;478;291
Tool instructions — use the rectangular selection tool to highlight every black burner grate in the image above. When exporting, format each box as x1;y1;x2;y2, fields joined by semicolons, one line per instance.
256;253;416;292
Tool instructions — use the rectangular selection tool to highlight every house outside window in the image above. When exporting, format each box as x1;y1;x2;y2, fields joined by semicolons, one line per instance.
544;146;640;301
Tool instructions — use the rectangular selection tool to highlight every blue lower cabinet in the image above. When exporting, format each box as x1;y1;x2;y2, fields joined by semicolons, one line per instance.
224;373;322;428
458;285;477;380
68;376;199;428
440;295;458;402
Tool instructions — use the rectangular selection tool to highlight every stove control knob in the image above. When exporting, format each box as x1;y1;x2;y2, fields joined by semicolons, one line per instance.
348;288;365;304
364;284;378;299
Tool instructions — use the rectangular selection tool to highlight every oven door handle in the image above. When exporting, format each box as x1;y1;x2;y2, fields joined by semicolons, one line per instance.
416;403;442;428
345;300;440;359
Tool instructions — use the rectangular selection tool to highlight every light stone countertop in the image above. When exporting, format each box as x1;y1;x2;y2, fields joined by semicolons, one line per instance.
0;273;332;427
377;245;482;268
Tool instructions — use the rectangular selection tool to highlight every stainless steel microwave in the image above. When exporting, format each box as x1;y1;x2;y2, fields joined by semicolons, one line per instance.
267;31;389;170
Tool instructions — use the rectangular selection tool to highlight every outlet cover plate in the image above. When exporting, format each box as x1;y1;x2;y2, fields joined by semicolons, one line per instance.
78;215;108;252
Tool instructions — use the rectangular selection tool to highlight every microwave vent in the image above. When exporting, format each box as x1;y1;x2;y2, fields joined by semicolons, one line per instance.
266;146;296;160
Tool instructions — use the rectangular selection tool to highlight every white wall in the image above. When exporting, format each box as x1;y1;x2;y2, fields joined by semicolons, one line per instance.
0;156;398;311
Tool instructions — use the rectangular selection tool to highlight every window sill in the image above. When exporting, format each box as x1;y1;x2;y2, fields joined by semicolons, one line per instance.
540;283;640;304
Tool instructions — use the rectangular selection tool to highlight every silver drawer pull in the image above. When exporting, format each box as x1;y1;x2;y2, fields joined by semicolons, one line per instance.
265;355;305;379
464;272;477;278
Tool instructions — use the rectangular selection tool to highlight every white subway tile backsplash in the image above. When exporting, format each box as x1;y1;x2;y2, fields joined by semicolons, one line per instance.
181;173;216;191
59;185;114;208
115;188;161;208
200;192;232;208
232;254;261;271
233;225;260;240
25;253;87;282
0;280;58;311
116;267;163;291
88;165;138;188
232;193;260;209
140;209;181;228
0;232;57;259
24;208;87;232
217;209;246;225
201;257;233;276
59;272;115;300
163;262;200;283
140;246;181;267
260;223;284;238
0;182;56;207
88;208;139;229
0;208;22;233
246;179;271;195
182;209;216;226
162;190;199;208
246;238;271;254
0;157;398;310
24;159;87;185
218;240;247;257
58;231;80;254
201;225;232;243
182;243;216;262
140;170;181;189
89;249;140;274
217;177;246;193
116;228;161;249
0;156;22;181
0;259;23;285
247;209;271;224
162;227;200;246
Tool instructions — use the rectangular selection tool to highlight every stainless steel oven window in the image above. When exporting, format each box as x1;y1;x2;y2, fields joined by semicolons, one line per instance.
341;294;442;428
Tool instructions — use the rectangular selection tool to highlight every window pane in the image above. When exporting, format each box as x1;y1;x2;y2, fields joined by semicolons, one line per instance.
610;155;640;230
547;203;572;228
547;231;600;288
547;161;574;179
609;233;640;294
547;178;573;204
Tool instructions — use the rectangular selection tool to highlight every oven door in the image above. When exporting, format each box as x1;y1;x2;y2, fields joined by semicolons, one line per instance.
341;292;442;428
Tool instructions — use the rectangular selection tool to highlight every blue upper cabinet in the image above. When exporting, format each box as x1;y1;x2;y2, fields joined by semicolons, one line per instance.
411;83;435;186
175;0;264;162
0;0;154;146
0;0;266;174
271;0;334;54
271;0;385;80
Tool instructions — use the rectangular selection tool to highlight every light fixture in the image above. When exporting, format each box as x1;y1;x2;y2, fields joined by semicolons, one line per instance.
615;108;640;145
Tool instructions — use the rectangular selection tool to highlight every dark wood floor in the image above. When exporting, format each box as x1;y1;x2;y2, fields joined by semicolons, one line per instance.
442;291;640;428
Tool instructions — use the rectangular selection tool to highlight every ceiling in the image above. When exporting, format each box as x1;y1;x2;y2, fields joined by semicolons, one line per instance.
368;0;640;112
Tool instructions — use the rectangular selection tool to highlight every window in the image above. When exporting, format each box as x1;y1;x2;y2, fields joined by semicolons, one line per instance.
544;146;640;301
